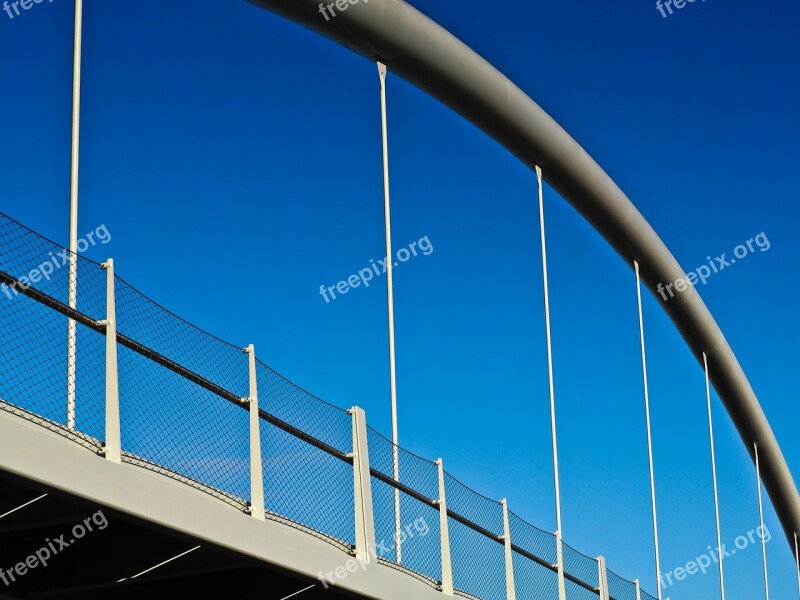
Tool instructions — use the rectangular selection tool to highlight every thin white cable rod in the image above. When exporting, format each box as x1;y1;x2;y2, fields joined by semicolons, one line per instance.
634;260;663;600
755;443;771;600
67;0;83;431
535;166;566;600
704;352;726;600
377;61;402;565
794;531;799;600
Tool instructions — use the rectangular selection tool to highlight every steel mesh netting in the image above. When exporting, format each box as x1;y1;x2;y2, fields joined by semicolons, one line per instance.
114;276;248;398
562;541;600;589
0;294;105;450
256;359;351;455
396;495;440;584
118;342;250;508
0;213;107;448
0;213;107;321
565;577;601;600
512;551;560;599
449;516;506;600
260;417;354;548
372;475;400;563
509;510;558;567
444;472;504;537
607;569;639;600
365;429;441;585
640;589;658;600
367;426;438;501
371;478;441;584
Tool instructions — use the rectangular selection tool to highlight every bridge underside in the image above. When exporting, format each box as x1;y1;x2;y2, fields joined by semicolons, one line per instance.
0;410;445;600
0;471;348;599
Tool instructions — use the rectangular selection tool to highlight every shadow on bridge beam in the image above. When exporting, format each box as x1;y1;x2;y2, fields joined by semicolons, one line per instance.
0;472;350;599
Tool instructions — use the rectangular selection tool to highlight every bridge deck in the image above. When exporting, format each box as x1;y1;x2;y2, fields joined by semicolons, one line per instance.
0;410;443;600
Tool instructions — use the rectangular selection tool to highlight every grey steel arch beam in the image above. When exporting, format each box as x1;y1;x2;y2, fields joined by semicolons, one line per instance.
248;0;800;551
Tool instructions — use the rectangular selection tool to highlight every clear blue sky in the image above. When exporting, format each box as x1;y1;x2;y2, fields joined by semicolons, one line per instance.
1;0;798;597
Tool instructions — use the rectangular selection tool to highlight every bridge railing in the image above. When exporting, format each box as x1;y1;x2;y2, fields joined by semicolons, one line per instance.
0;211;653;600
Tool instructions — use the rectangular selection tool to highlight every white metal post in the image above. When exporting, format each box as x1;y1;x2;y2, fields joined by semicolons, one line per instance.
99;259;120;464
597;556;610;600
67;0;83;431
377;60;402;565
501;499;516;600
635;579;642;600
351;406;376;563
535;165;567;600
244;345;265;521
436;459;454;596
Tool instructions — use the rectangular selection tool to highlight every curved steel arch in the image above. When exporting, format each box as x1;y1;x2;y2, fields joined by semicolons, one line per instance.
249;0;800;550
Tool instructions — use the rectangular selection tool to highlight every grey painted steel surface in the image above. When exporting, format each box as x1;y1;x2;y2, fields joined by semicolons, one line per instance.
248;0;800;550
0;411;445;600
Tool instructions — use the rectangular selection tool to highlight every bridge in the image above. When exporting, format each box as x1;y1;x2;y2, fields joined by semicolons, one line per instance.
0;1;798;599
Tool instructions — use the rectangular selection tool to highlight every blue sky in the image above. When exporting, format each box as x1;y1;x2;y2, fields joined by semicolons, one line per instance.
1;0;798;597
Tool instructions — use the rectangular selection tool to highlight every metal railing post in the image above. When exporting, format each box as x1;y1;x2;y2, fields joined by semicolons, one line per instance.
351;406;376;562
244;345;265;521
635;578;642;600
598;556;610;600
99;259;120;464
501;498;516;600
436;459;454;596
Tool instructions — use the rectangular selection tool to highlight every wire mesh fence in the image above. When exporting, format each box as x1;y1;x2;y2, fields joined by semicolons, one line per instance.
374;491;442;585
368;425;442;583
563;541;600;590
565;577;602;600
257;359;352;455
114;277;248;399
0;213;107;321
372;475;402;563
449;515;506;600
0;295;105;451
509;510;558;567
260;413;355;548
0;213;106;449
444;472;505;538
368;426;439;501
117;342;250;508
512;550;560;599
0;211;659;600
607;569;641;600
